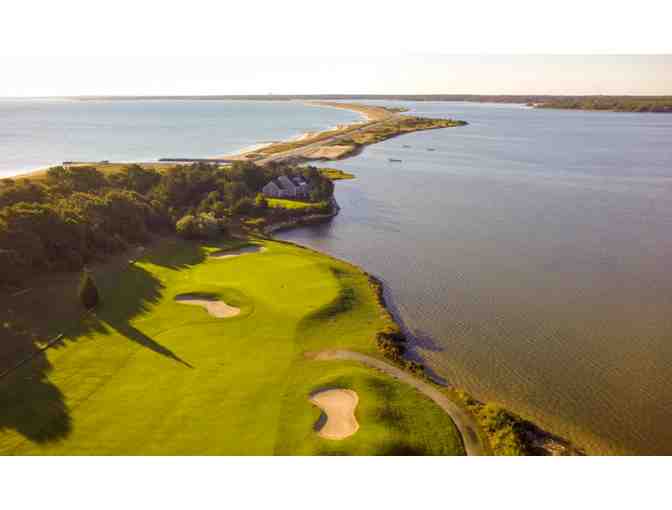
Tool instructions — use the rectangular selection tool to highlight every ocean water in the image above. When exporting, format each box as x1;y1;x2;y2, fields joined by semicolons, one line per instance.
0;99;363;177
278;101;672;455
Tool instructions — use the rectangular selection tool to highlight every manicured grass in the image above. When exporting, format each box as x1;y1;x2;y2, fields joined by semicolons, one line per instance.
267;198;322;209
319;168;355;181
0;238;464;455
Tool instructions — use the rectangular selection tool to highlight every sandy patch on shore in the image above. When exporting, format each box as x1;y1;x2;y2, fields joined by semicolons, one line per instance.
210;245;266;258
303;145;356;160
293;131;320;142
310;389;360;440
174;294;240;318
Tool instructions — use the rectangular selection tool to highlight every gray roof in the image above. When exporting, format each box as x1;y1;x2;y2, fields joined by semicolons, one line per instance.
277;175;297;191
262;181;281;193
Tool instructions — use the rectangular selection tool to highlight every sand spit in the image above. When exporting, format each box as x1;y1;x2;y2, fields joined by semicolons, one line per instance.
174;294;240;318
303;145;357;160
304;101;394;122
310;389;360;440
210;245;266;258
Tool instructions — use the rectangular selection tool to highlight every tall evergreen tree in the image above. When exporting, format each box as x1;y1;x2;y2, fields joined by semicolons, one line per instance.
78;269;100;309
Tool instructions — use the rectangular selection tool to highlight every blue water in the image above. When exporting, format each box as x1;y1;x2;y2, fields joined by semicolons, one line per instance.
279;101;672;454
0;99;363;176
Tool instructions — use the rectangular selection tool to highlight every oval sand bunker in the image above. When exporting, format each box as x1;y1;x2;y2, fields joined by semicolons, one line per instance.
174;294;240;318
210;245;266;258
310;389;360;440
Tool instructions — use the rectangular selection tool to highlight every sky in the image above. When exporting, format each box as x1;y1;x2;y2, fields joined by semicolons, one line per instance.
1;56;671;97
1;0;671;97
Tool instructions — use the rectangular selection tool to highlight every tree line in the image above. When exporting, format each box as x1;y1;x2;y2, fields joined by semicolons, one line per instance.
0;161;334;287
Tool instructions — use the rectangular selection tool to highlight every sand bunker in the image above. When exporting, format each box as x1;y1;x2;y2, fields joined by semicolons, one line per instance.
174;295;240;318
210;245;266;258
310;389;360;440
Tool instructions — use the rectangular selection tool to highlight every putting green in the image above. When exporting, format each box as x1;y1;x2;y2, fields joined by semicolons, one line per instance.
0;238;464;455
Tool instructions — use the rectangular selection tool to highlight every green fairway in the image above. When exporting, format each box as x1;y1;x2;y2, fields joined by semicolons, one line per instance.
0;238;464;455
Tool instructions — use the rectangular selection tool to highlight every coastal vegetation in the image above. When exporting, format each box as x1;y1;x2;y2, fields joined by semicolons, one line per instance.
450;390;583;456
318;168;355;181
333;116;466;149
0;161;335;289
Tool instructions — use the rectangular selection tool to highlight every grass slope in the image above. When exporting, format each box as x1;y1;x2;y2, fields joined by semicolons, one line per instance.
0;238;463;455
267;198;321;209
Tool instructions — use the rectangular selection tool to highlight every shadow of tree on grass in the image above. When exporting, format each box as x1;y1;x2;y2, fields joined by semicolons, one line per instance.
0;242;196;447
0;353;71;447
365;377;409;434
139;238;207;271
109;322;193;368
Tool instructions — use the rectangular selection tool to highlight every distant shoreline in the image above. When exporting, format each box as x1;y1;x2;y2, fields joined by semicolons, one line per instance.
7;101;466;179
50;94;672;113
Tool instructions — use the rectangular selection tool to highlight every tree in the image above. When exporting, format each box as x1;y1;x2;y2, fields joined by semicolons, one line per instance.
47;165;107;193
107;165;161;194
176;214;198;239
78;270;100;309
175;212;221;240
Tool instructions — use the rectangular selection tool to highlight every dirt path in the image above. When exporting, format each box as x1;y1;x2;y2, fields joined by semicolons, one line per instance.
307;349;487;456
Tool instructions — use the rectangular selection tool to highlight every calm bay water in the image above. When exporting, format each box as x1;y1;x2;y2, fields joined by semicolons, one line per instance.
0;99;362;177
278;101;672;455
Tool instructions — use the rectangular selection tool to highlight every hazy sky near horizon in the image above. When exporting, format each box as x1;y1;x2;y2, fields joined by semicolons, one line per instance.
3;0;671;96
1;56;671;97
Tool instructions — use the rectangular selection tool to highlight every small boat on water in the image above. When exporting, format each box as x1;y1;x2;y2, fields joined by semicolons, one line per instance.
389;158;402;162
427;148;436;151
402;145;411;148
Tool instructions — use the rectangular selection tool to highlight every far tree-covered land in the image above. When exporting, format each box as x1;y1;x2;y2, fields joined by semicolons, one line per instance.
530;96;672;112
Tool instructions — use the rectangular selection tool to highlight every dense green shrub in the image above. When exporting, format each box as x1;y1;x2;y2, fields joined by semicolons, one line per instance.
176;212;222;240
476;404;527;455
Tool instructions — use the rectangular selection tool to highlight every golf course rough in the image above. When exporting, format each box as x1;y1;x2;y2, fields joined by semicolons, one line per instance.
0;238;465;455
